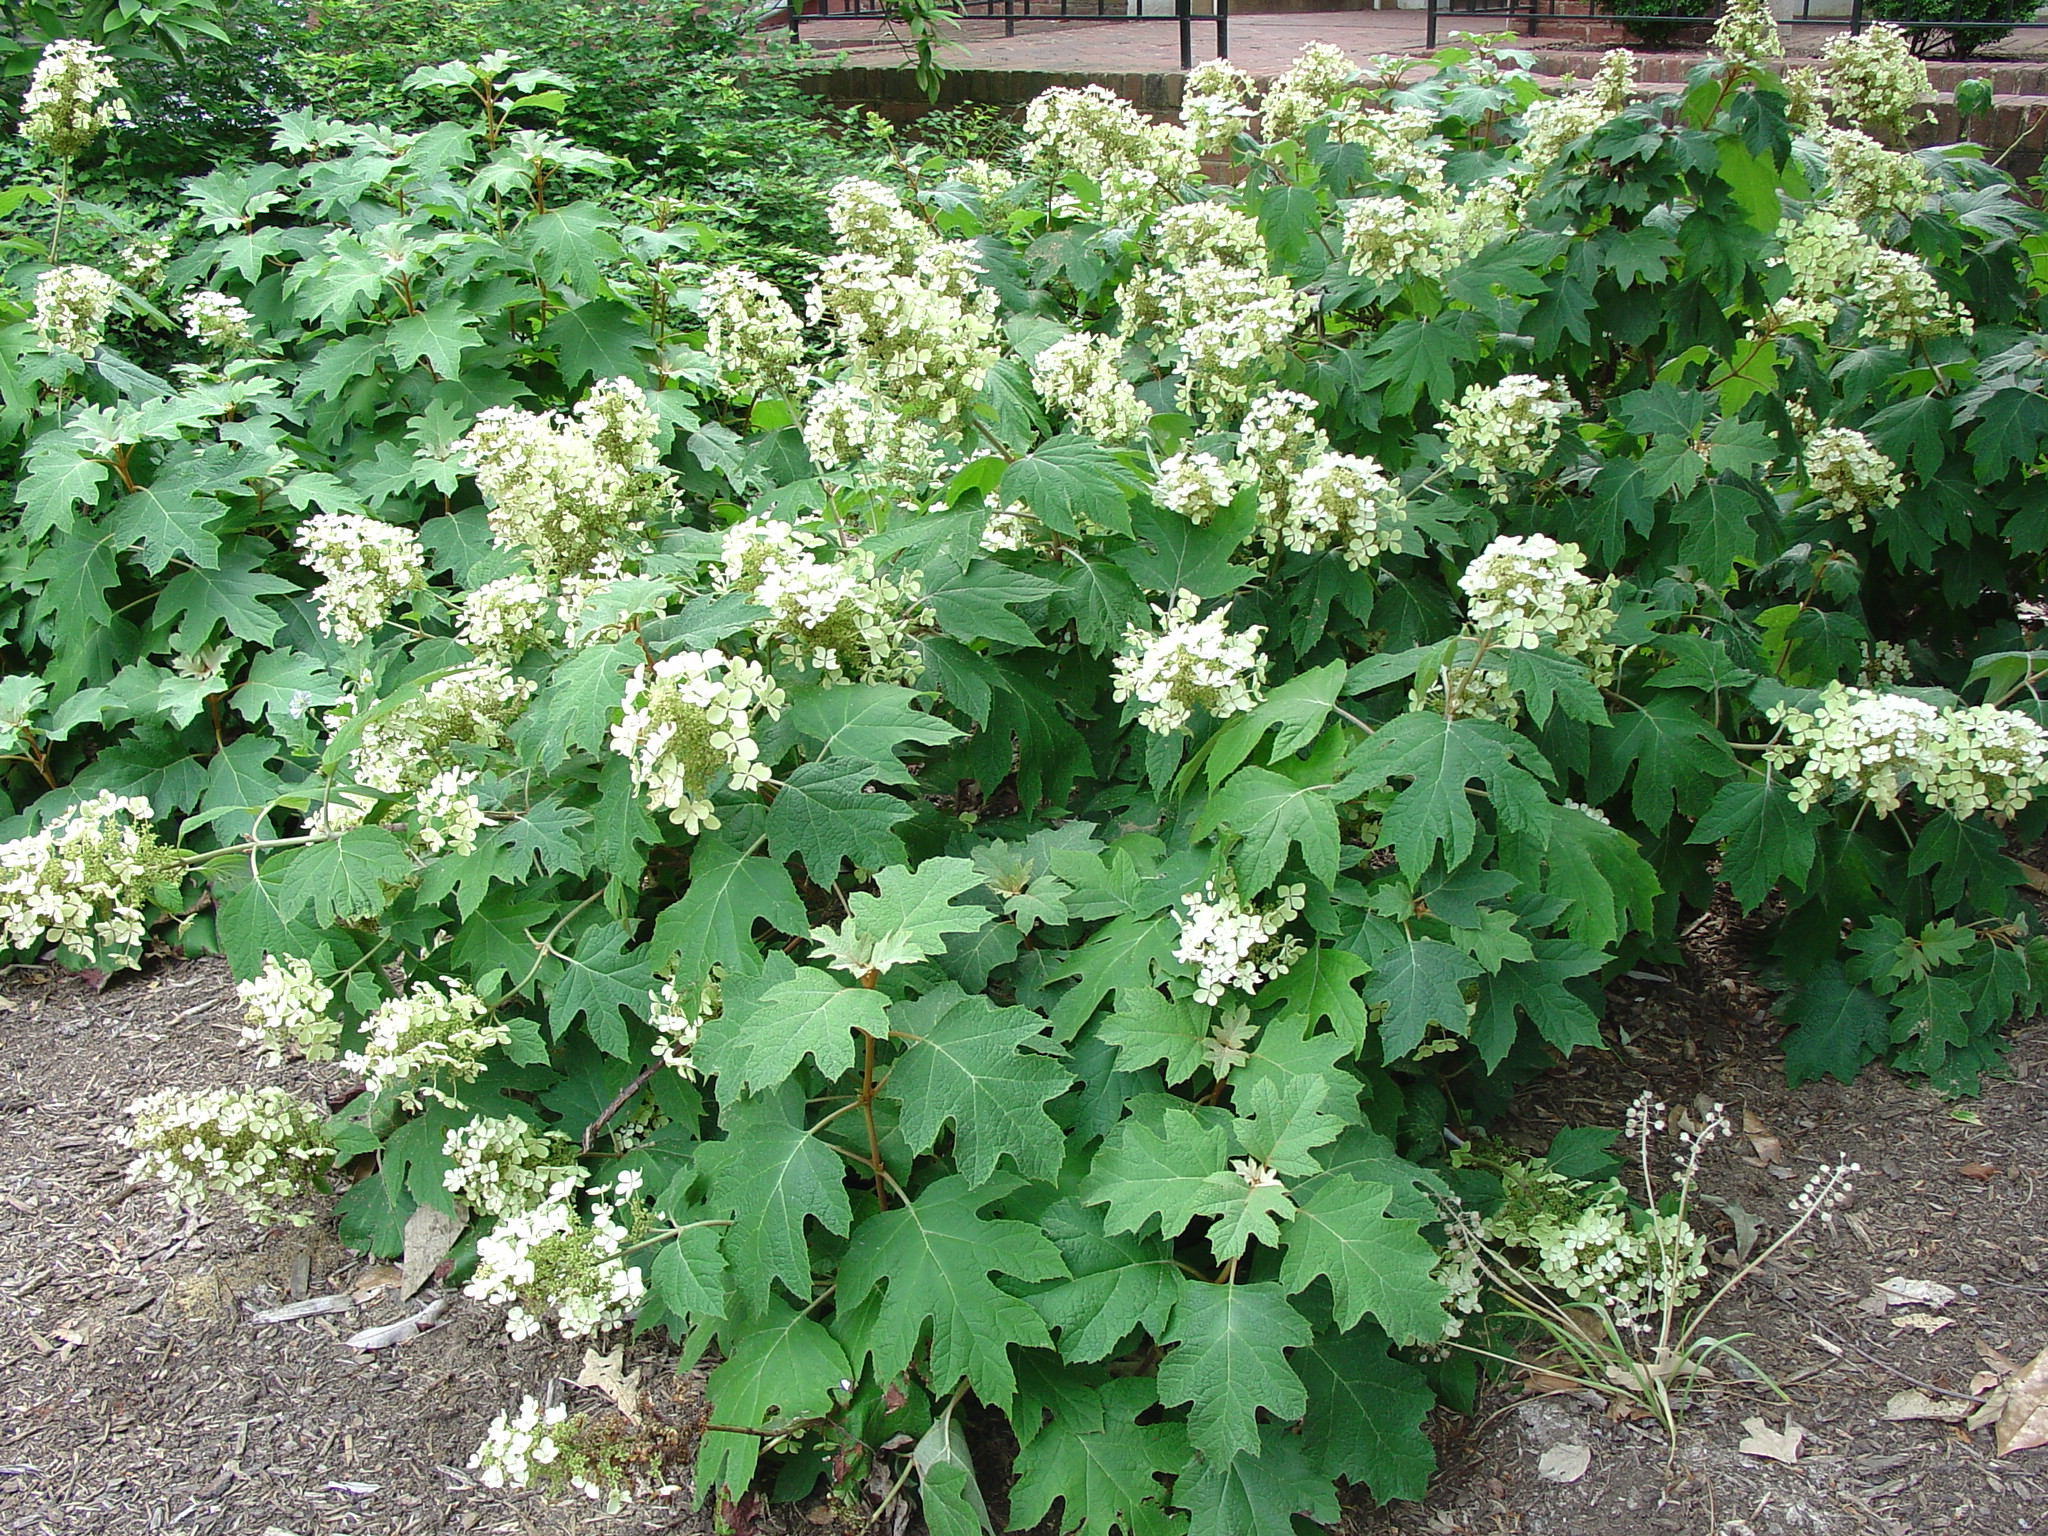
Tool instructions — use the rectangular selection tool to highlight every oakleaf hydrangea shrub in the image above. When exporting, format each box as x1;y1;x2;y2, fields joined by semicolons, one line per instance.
6;13;2048;1528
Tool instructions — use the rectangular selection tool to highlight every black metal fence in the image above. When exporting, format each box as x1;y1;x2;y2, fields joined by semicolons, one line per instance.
1424;0;2048;50
787;0;1231;69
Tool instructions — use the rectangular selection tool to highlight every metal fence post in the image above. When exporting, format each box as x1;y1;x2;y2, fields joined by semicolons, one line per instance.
1426;0;1438;49
1178;0;1192;70
1850;0;1864;34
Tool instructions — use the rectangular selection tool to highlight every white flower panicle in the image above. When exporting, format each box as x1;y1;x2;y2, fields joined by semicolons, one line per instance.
1762;685;2048;819
809;180;999;425
1030;332;1149;444
0;792;179;960
295;511;426;647
237;954;339;1063
121;1086;332;1227
1181;59;1258;154
1344;180;1516;286
458;574;556;658
1262;43;1356;142
1789;1156;1860;1216
1863;639;1910;687
1336;103;1443;186
1275;452;1409;568
610;649;784;832
1459;534;1615;656
1777;211;1970;347
19;40;130;160
31;264;119;356
343;662;535;798
800;377;942;495
414;767;487;856
1024;84;1197;218
1517;92;1612;174
1236;388;1330;531
179;290;253;349
650;977;719;1078
1154;450;1241;525
471;1396;634;1503
950;157;1019;201
1441;375;1573;500
459;378;662;580
1174;879;1307;1004
466;1185;645;1341
1805;426;1904;530
1153;201;1266;271
345;977;508;1104
1821;24;1929;136
1713;0;1784;68
721;518;926;685
826;177;936;265
443;1116;583;1219
1113;590;1268;734
700;266;805;393
1817;126;1937;222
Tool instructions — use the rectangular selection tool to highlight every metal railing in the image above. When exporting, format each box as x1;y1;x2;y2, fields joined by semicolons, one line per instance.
1424;0;2048;50
787;0;1231;69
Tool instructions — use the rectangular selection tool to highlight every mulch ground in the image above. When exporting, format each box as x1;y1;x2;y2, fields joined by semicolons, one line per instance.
2;953;2043;1535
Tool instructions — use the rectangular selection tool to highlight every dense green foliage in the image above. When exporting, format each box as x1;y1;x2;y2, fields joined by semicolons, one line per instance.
1866;0;2043;58
7;23;2048;1534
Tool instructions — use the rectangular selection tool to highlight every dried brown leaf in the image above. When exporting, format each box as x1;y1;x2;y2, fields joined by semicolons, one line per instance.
1995;1344;2048;1456
400;1203;466;1300
1536;1443;1591;1484
1739;1417;1805;1463
1890;1312;1955;1334
575;1346;644;1423
1882;1389;1971;1423
1874;1276;1957;1309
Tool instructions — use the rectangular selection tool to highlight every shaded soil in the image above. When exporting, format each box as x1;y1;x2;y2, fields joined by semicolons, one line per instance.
3;954;2044;1535
1355;963;2048;1536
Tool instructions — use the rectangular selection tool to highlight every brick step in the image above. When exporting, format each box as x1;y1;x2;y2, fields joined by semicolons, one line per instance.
1523;46;2048;95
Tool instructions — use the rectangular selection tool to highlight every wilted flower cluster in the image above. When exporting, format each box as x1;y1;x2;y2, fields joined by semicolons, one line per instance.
236;954;339;1062
345;977;508;1104
31;264;119;357
459;378;662;581
1763;685;2048;818
1029;332;1149;444
1261;42;1355;142
458;574;556;658
1343;179;1516;286
700;266;805;394
1459;535;1614;657
650;976;719;1078
0;792;180;960
1274;453;1409;568
1712;0;1783;68
295;512;426;647
1179;59;1258;154
121;1086;333;1227
610;649;784;831
1154;450;1240;525
1174;879;1307;1004
1112;590;1268;734
720;518;925;685
1821;24;1929;137
414;767;488;856
1805;426;1904;530
179;290;253;349
466;1184;645;1340
18;40;130;160
471;1396;635;1502
1023;84;1197;218
443;1115;583;1219
343;662;535;799
1441;376;1573;500
807;180;998;425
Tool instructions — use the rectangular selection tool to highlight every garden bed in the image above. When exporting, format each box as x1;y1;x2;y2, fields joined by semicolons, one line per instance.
4;954;2041;1534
